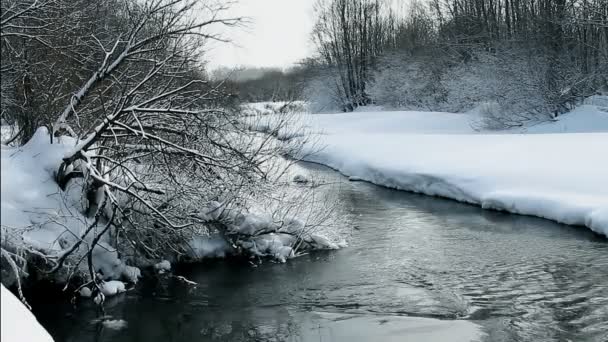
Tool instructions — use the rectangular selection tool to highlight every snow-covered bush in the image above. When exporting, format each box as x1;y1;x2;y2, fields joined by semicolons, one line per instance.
442;50;549;118
443;50;552;129
303;71;345;113
278;101;307;114
472;101;513;130
367;48;558;129
1;123;340;299
180;162;343;264
369;52;447;110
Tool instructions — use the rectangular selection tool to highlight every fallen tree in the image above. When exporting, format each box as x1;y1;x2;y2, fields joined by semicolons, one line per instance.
1;0;340;302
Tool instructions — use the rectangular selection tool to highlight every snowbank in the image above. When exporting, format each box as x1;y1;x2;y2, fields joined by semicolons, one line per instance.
1;128;138;284
1;284;54;342
188;203;346;262
154;260;171;273
298;103;608;236
524;104;608;134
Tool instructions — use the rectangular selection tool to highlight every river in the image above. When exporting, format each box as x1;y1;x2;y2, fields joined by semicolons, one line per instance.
33;163;608;342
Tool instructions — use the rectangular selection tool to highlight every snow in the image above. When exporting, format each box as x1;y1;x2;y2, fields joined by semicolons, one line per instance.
187;201;346;262
2;127;341;270
99;280;126;296
226;211;345;261
188;234;233;258
1;127;139;284
1;284;54;342
1;128;82;251
1;125;19;145
123;265;142;283
79;287;93;298
80;280;129;301
309;110;474;135
242;101;307;116
293;174;309;184
101;319;128;330
524;105;608;134
309;234;340;250
154;260;171;273
294;101;608;237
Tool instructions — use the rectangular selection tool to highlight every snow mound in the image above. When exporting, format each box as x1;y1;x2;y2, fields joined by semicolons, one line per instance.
1;284;54;342
154;260;171;273
188;234;233;258
79;287;93;298
187;206;346;263
79;280;127;300
228;211;345;261
299;103;608;237
99;280;126;296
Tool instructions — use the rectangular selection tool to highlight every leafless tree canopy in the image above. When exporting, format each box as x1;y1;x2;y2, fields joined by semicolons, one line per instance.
1;0;334;291
217;66;310;103
310;0;608;122
312;0;402;111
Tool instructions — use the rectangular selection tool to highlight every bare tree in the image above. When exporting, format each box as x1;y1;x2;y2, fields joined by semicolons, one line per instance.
1;0;337;298
44;0;257;266
312;0;399;111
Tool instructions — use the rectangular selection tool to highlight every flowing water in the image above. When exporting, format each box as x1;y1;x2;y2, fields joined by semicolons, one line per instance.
33;163;608;342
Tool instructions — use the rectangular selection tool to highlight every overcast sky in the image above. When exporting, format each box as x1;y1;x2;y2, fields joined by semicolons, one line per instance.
204;0;316;70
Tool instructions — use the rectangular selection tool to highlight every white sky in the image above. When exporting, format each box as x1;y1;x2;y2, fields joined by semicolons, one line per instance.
204;0;317;70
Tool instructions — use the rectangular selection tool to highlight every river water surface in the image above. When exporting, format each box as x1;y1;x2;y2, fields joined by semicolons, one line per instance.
34;163;608;342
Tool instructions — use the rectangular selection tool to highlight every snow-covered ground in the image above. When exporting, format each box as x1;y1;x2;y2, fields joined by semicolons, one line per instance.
1;284;54;342
282;101;608;237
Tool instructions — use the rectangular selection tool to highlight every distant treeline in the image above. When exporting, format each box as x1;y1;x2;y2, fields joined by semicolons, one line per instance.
211;66;312;103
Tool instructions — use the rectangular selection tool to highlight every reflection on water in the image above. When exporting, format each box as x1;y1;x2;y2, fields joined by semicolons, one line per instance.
33;162;608;342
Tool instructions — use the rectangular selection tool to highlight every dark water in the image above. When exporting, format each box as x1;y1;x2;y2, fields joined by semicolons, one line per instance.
34;163;608;342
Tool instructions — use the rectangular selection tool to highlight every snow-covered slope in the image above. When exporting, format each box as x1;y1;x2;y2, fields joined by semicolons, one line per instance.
2;128;84;251
299;104;608;236
1;128;137;283
524;105;608;134
1;285;54;342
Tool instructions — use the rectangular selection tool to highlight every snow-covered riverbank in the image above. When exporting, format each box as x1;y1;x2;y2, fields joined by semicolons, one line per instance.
0;127;344;340
284;102;608;237
0;127;344;288
1;284;54;342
